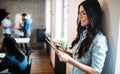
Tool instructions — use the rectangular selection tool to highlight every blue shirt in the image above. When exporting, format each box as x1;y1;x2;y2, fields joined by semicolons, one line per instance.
23;19;31;33
1;18;12;34
72;30;108;74
0;52;28;74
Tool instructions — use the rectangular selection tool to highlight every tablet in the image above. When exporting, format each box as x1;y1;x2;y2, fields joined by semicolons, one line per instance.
45;39;58;51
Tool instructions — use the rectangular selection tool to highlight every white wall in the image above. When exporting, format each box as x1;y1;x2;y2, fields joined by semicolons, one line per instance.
99;0;120;74
115;16;120;74
67;0;80;46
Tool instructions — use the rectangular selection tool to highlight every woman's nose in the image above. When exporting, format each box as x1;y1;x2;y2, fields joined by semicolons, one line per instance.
78;14;83;20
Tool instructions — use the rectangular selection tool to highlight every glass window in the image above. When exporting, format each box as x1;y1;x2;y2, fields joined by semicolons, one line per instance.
55;0;69;42
62;0;69;41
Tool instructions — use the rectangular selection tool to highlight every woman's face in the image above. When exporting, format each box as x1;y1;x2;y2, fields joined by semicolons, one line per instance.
78;5;89;27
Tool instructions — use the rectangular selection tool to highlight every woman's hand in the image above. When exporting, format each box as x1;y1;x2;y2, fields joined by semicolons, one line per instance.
54;42;73;57
56;50;72;62
54;42;65;52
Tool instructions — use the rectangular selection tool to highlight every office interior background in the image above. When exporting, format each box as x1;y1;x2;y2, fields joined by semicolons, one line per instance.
0;0;120;74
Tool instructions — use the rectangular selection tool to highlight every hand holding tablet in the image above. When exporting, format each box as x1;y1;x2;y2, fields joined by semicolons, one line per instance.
45;38;67;52
45;39;58;52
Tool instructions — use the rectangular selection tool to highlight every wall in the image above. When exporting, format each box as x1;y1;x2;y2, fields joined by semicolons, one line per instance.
0;0;45;43
99;0;120;74
115;16;120;74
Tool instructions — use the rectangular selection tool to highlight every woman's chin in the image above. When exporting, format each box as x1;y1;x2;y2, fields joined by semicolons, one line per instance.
81;24;85;27
81;23;88;27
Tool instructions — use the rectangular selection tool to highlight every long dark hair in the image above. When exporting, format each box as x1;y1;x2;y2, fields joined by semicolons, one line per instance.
1;37;25;62
70;0;103;58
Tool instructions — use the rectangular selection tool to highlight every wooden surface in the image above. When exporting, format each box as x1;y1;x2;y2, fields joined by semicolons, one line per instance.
30;47;55;74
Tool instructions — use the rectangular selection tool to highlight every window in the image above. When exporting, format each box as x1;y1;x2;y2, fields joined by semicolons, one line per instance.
55;0;69;42
45;0;51;33
62;0;69;41
55;0;63;40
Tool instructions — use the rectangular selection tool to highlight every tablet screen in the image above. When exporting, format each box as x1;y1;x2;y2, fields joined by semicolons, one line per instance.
45;39;58;51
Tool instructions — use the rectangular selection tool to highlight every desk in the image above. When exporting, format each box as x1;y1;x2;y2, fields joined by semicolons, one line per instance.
0;53;5;63
14;38;30;43
14;38;31;55
0;53;5;60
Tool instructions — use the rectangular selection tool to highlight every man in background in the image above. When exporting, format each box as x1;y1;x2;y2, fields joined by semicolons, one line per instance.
21;13;31;38
1;12;14;37
20;13;31;55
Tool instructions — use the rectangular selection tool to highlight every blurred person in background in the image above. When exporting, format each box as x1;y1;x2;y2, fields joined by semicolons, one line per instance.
20;13;31;55
1;12;15;37
0;37;28;74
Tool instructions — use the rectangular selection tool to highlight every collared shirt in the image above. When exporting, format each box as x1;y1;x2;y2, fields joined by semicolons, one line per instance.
72;29;108;74
1;18;12;34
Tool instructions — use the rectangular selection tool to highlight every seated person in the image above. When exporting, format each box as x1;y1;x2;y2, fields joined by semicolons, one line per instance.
0;37;28;74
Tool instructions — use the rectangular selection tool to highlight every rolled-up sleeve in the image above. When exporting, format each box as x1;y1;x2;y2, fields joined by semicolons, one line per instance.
91;35;108;73
2;20;6;27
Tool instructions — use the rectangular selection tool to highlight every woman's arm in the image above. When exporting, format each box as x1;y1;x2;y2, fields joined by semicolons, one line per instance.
56;34;108;74
68;57;98;74
56;50;98;74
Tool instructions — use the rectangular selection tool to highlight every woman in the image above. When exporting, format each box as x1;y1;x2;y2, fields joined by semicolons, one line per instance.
56;0;108;74
0;37;28;74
